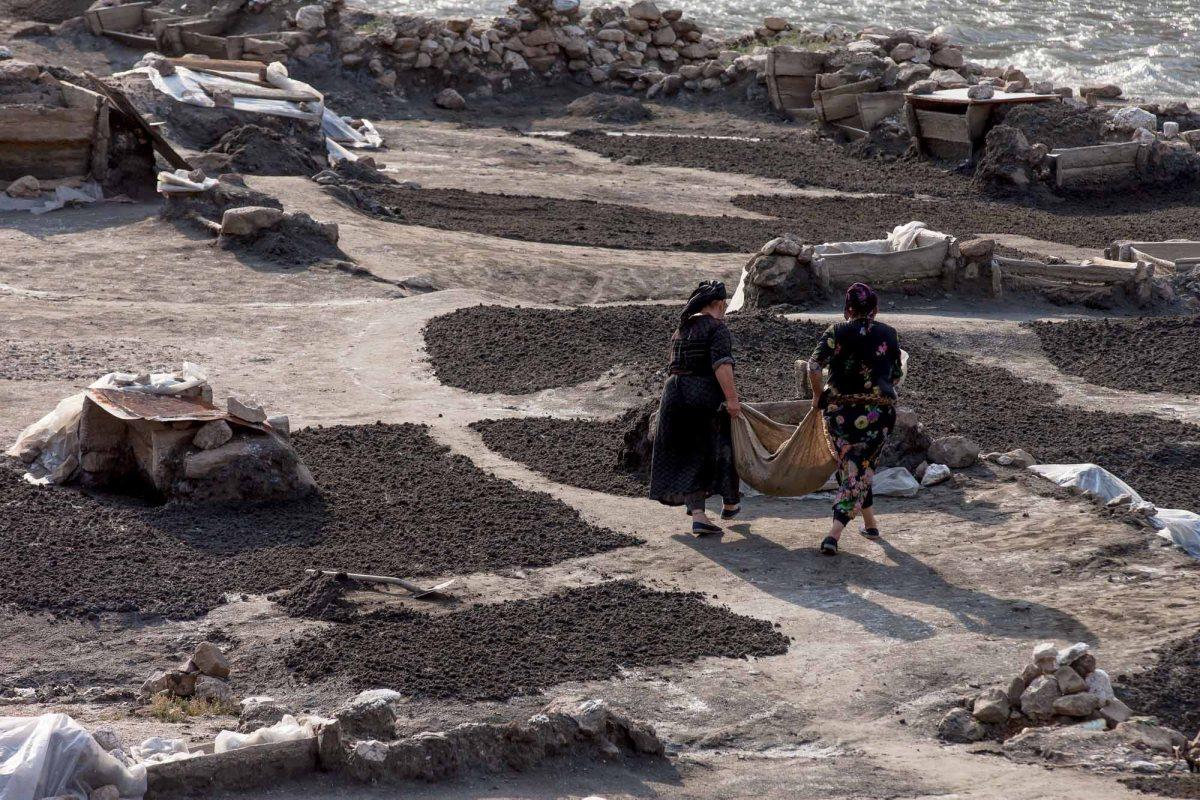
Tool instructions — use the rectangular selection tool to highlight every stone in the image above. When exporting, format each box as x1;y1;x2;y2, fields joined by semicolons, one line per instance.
1098;697;1133;727
1085;669;1114;703
267;415;290;436
938;707;986;743
1033;642;1059;673
92;728;122;752
1082;83;1122;99
763;16;788;31
761;235;802;256
238;696;292;732
1163;121;1180;138
0;60;39;80
90;787;119;800
193;675;235;705
189;641;231;679
930;46;964;68
1020;675;1061;721
1117;720;1188;754
890;43;917;61
928;436;979;469
967;84;994;100
140;669;196;698
628;0;662;21
930;69;967;89
1070;651;1096;677
5;174;41;199
336;689;403;741
908;79;935;95
1057;642;1090;667
921;463;951;486
220;206;283;236
1111;106;1157;132
193;420;233;451
294;4;325;31
1055;666;1086;695
959;238;995;262
434;88;466;110
227;397;267;423
522;28;555;46
972;687;1011;724
1007;675;1027;706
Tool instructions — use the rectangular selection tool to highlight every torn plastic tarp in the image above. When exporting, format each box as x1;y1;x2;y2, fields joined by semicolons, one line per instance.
156;169;219;194
0;182;104;215
0;713;147;800
1030;463;1200;559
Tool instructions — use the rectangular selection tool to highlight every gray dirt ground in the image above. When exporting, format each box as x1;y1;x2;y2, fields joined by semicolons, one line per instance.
4;114;1200;800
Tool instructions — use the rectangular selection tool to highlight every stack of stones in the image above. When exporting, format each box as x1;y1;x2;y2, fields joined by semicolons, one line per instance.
139;641;236;706
940;641;1133;743
738;234;821;309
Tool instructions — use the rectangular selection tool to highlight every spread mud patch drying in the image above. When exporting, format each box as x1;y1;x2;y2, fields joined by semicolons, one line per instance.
1117;631;1200;737
285;580;788;700
1030;316;1200;395
0;424;638;618
427;306;1200;510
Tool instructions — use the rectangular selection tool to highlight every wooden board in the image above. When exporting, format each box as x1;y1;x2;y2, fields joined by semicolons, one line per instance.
768;47;827;77
857;91;904;130
995;256;1138;284
1126;241;1200;268
104;30;157;47
167;57;267;78
813;77;879;123
1049;141;1140;169
84;1;151;33
914;108;971;143
85;74;193;171
180;30;231;59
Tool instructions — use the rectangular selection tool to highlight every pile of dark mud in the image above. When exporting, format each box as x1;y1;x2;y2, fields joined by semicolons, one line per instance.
0;339;191;381
993;103;1110;150
472;411;648;498
220;210;349;268
566;130;973;199
733;191;1200;252
285;580;788;700
566;93;653;123
427;306;1200;510
1123;774;1200;798
1030;316;1200;395
207;124;325;177
325;179;781;253
1116;632;1200;737
280;571;358;623
0;423;638;618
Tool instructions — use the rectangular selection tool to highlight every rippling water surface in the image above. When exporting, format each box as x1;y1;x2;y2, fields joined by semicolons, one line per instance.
377;0;1197;101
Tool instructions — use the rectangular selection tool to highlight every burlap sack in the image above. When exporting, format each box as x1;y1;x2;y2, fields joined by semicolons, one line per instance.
731;401;837;496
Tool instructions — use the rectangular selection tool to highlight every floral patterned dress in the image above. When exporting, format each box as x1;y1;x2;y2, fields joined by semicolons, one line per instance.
808;318;904;525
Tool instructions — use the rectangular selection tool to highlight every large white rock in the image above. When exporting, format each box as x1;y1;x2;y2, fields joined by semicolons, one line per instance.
5;174;41;198
1020;675;1061;720
1085;669;1115;703
1111;106;1157;132
227;396;267;423
928;436;979;469
220;206;283;236
972;687;1010;724
193;675;235;705
921;463;951;486
188;641;231;679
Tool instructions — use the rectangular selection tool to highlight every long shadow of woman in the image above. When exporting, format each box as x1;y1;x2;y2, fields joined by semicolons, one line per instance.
673;528;1095;645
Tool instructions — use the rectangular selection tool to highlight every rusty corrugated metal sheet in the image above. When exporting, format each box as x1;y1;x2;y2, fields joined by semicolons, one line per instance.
86;388;228;423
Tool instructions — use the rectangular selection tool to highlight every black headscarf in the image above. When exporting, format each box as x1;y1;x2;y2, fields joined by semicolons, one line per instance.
844;282;879;320
678;280;727;328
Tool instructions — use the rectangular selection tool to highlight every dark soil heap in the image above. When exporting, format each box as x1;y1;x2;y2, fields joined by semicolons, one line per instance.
325;180;781;253
1030;316;1200;395
208;124;325;177
285;580;789;700
993;103;1111;150
0;423;638;618
427;306;1200;510
566;93;653;123
1117;632;1200;738
280;571;359;623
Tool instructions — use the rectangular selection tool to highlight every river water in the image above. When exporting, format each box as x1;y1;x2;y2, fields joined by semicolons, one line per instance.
375;0;1197;102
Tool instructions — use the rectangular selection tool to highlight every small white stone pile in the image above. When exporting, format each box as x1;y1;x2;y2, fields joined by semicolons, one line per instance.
940;641;1132;743
139;641;236;707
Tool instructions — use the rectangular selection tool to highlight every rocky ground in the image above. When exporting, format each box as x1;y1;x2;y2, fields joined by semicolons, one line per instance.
4;17;1200;798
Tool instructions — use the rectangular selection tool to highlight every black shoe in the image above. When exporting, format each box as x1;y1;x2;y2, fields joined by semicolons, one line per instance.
861;527;880;538
721;504;741;520
692;520;724;536
820;536;839;555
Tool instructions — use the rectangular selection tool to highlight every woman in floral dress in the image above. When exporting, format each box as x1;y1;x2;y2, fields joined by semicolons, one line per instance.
806;283;904;555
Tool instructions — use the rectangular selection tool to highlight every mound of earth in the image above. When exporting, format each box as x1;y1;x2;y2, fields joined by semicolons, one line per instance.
566;93;653;123
323;181;780;253
285;580;789;700
208;124;325;177
994;102;1110;150
280;571;358;623
1030;316;1200;395
428;306;1200;510
567;129;974;199
219;210;349;268
0;423;638;618
1122;774;1200;798
0;0;89;21
1116;631;1200;737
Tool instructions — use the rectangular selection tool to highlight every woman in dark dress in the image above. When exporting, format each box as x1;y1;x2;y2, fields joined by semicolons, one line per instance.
807;283;903;556
649;281;743;535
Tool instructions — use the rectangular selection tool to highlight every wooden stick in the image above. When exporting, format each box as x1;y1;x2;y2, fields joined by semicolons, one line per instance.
305;569;455;597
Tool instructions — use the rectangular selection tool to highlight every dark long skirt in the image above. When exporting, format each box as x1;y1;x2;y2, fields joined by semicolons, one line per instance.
823;400;896;525
648;374;740;508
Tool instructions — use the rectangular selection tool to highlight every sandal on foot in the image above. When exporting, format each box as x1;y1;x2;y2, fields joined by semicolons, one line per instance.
692;520;724;535
721;505;741;520
861;527;880;538
820;536;839;556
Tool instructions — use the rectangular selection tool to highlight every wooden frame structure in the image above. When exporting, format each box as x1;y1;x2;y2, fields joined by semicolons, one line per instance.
764;47;826;118
84;0;296;59
904;88;1060;161
995;256;1156;305
1046;142;1142;188
0;79;110;183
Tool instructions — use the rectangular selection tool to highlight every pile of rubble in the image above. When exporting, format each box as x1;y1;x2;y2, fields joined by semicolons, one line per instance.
940;642;1146;745
140;641;236;708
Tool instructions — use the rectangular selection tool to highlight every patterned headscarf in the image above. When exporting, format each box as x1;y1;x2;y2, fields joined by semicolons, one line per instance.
844;282;878;320
679;280;727;327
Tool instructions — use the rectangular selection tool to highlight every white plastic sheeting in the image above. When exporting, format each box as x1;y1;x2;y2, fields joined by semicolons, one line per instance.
214;715;323;754
872;466;920;497
0;182;104;215
0;714;147;800
1030;463;1200;559
156;169;219;194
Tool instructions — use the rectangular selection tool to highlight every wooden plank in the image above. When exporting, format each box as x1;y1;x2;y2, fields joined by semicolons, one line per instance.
1127;241;1200;266
88;1;151;32
1051;141;1139;169
85;74;193;170
995;256;1137;284
818;76;879;98
832;123;868;140
103;30;157;48
915;109;970;142
180;30;231;59
167;57;266;79
168;16;229;35
769;47;826;77
857;91;904;129
774;75;816;94
1055;162;1138;188
0;105;96;141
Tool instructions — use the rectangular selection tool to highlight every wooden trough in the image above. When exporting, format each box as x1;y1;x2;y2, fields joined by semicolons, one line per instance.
765;47;826;118
1046;142;1143;189
905;88;1060;161
811;229;954;291
84;0;295;59
0;79;109;183
1106;240;1200;271
995;256;1156;305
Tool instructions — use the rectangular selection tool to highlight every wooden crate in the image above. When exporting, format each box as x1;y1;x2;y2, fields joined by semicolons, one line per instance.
813;77;880;125
0;81;108;182
814;239;950;288
765;47;826;116
1047;142;1141;188
906;89;1059;161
